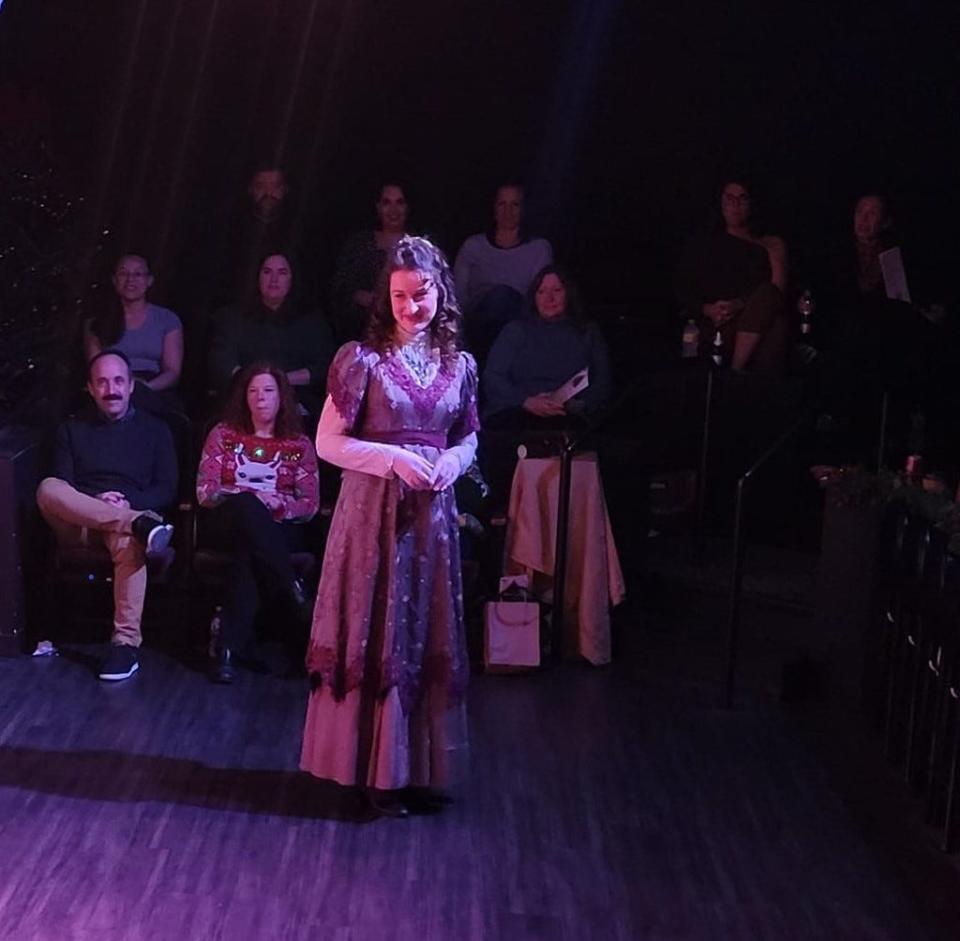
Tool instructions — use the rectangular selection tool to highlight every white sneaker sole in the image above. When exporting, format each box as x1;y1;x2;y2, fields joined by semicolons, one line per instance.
99;660;140;681
145;524;174;556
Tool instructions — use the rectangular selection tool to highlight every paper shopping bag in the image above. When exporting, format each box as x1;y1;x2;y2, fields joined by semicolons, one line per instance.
483;600;540;670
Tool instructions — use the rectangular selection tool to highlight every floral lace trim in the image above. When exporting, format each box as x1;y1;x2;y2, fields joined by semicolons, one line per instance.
448;353;480;440
327;346;370;428
449;395;480;440
383;352;457;424
306;643;468;713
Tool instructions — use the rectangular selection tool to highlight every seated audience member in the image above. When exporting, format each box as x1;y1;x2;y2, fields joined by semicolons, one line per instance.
84;253;184;415
814;193;952;462
676;177;788;376
484;264;613;424
36;351;178;682
216;165;297;309
169;165;301;404
208;252;337;422
330;182;410;343
814;194;903;359
849;194;895;303
825;194;947;328
196;363;319;683
482;265;612;500
454;182;553;364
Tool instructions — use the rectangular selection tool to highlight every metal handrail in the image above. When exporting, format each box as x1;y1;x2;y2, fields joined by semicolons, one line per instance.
877;390;890;473
694;366;715;563
551;435;577;657
723;411;811;708
723;383;895;707
550;360;715;657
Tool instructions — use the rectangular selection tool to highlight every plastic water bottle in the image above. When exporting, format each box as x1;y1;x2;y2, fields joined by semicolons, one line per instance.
681;319;700;358
711;329;723;367
797;289;815;336
906;409;926;481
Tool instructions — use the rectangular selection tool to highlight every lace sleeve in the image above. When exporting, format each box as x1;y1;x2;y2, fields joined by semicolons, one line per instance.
326;341;372;431
448;352;481;444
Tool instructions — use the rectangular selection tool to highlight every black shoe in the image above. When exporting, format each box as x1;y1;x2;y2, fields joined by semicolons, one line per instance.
98;644;140;681
366;789;409;819
131;513;174;556
210;646;236;684
287;578;312;626
399;787;451;815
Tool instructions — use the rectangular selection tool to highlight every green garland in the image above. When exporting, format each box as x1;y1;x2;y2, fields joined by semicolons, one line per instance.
815;465;901;509
817;464;960;555
888;478;960;556
0;135;82;424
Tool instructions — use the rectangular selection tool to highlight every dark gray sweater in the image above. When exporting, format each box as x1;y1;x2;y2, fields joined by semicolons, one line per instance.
482;315;613;419
51;407;178;510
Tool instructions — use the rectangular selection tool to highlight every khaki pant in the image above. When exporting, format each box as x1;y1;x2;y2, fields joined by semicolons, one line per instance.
36;478;147;647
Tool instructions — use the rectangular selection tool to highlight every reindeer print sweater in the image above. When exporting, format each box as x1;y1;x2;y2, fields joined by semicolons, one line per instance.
196;423;319;522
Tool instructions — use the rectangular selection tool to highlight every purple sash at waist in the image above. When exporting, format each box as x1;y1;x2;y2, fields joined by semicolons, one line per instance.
363;430;447;449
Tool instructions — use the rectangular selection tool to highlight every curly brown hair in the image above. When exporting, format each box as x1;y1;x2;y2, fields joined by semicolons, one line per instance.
220;362;304;438
365;235;462;367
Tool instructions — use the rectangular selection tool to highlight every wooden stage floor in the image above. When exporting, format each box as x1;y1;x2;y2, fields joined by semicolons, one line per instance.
1;612;958;940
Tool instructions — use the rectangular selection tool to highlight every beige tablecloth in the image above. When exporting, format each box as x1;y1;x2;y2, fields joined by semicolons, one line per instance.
504;453;625;665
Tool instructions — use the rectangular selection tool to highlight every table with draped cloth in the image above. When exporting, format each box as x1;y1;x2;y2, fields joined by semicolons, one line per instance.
504;452;625;665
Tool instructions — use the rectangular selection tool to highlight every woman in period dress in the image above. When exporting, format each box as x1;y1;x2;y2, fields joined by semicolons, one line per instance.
300;235;479;817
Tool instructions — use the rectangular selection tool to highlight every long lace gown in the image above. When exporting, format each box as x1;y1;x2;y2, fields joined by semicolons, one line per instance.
300;341;479;789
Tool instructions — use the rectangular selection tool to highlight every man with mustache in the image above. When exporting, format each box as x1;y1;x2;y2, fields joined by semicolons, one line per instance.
36;351;178;680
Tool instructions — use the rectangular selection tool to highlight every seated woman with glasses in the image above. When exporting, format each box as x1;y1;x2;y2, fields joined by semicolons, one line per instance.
84;253;185;414
675;177;788;375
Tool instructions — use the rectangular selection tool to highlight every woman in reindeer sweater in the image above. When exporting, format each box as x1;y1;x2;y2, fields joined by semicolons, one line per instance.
196;361;319;683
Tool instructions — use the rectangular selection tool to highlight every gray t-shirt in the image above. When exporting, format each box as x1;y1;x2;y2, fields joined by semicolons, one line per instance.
111;304;182;376
453;234;553;312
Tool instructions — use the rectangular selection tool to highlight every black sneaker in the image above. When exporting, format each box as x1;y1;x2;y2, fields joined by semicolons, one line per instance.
287;579;312;626
209;646;236;685
131;512;174;556
98;644;140;681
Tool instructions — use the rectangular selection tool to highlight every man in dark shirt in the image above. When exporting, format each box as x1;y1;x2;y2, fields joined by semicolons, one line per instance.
218;166;297;308
36;351;178;681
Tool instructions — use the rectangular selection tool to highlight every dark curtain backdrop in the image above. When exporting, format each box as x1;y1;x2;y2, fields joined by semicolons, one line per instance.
0;0;957;313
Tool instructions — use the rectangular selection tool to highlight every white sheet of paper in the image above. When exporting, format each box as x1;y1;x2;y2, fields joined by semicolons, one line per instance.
879;247;911;303
552;368;589;405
